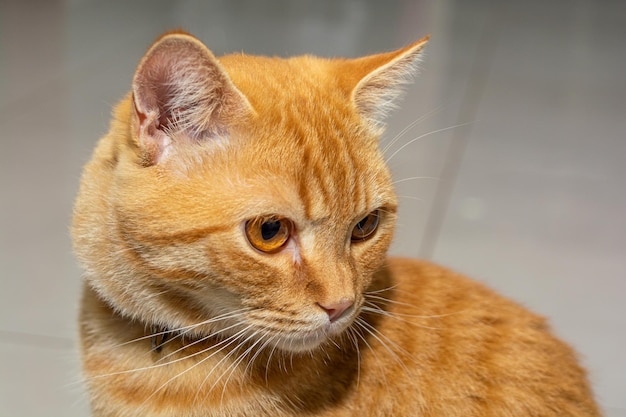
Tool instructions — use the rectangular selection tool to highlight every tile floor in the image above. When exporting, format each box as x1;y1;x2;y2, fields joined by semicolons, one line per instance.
0;0;624;415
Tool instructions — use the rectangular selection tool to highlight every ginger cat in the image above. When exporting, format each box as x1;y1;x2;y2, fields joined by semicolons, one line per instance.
72;31;601;416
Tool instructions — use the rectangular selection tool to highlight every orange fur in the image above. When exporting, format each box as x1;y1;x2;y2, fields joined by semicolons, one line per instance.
72;31;600;416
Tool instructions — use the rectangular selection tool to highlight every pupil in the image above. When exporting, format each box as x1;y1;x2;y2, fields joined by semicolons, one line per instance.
261;220;281;240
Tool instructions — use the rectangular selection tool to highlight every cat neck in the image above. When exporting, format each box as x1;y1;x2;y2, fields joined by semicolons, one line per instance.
79;270;395;413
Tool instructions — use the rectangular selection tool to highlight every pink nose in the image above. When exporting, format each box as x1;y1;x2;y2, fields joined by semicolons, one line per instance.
317;299;354;322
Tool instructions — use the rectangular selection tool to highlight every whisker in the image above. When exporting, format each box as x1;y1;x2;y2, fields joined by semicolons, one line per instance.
381;105;444;155
397;195;425;202
349;320;390;394
218;333;268;406
112;327;175;349
85;323;250;383
365;284;400;295
327;335;341;350
193;326;262;408
364;293;463;319
113;308;251;348
392;176;440;185
140;324;254;412
344;327;362;388
156;318;248;363
194;327;260;405
364;293;425;311
354;317;410;372
363;300;442;320
264;337;280;381
376;207;397;217
361;305;442;331
385;121;473;164
247;331;276;379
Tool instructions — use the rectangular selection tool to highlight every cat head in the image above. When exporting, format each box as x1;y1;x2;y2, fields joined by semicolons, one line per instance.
73;31;428;353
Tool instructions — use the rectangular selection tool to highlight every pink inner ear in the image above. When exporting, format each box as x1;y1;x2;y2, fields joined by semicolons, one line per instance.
131;44;185;165
130;34;252;166
132;97;173;165
133;41;192;129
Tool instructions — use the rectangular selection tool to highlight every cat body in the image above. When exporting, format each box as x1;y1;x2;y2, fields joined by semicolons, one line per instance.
72;31;600;416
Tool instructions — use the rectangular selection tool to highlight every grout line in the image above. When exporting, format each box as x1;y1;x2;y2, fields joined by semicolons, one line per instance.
418;1;506;259
0;330;75;350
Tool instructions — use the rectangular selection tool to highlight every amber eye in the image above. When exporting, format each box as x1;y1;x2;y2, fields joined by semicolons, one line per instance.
351;210;380;242
245;215;293;253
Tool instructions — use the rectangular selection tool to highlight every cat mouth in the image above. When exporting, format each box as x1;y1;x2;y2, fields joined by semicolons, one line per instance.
272;319;352;353
268;303;361;353
274;329;331;352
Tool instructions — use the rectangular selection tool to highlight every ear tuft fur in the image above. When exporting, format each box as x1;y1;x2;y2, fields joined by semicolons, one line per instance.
349;35;430;129
131;33;253;165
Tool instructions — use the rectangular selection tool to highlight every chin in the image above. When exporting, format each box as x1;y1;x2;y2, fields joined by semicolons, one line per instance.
276;332;328;353
273;322;352;354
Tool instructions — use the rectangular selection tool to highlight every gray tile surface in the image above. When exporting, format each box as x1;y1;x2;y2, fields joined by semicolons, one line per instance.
1;0;623;415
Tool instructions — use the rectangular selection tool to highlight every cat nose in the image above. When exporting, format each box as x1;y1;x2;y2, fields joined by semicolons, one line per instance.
317;299;354;322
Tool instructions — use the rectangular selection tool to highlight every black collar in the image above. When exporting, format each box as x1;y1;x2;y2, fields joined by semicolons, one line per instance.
150;326;172;352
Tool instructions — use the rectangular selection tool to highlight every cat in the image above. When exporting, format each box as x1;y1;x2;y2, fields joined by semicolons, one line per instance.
72;30;601;416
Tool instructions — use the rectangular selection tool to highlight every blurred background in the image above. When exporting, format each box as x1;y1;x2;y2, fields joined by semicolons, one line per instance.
1;0;624;415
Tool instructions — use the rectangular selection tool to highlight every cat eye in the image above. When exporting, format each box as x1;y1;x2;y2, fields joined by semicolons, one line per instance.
245;215;293;253
351;210;380;242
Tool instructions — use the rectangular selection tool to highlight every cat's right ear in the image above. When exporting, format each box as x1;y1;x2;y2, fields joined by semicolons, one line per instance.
131;32;254;166
344;35;430;131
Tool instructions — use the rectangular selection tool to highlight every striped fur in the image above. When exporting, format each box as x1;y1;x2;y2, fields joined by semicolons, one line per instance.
72;31;600;416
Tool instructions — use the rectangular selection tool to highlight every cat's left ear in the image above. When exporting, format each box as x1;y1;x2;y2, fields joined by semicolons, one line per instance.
345;35;430;129
131;31;254;166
